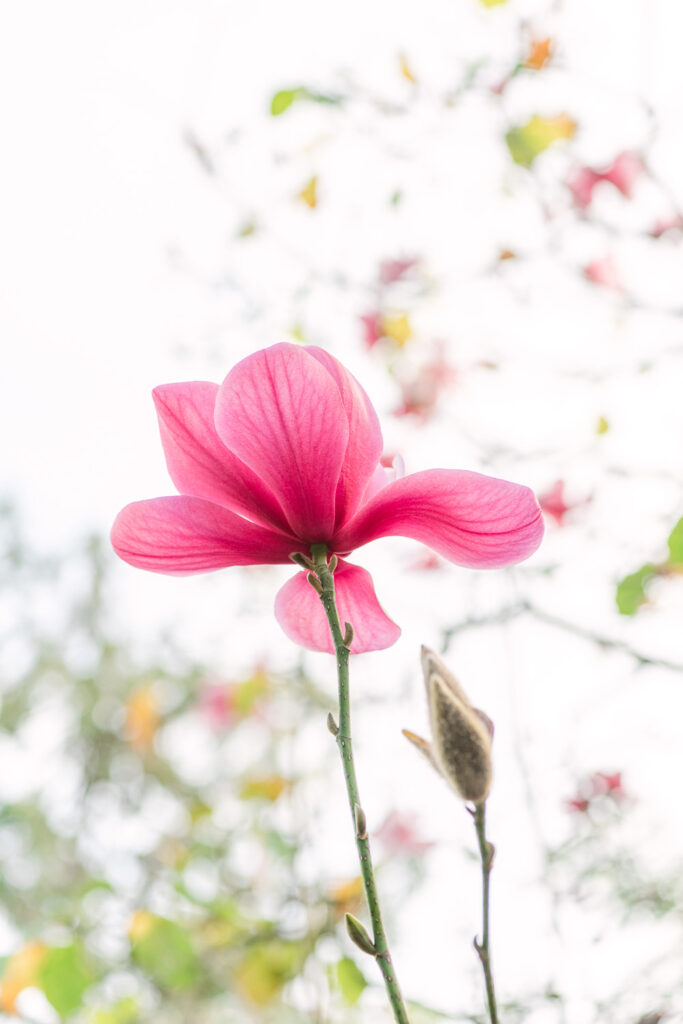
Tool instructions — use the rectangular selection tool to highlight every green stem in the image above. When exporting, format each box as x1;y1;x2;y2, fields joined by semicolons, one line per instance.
473;802;499;1024
310;544;411;1024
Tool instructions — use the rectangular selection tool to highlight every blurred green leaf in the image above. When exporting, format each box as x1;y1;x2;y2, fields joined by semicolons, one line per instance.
236;940;308;1006
506;114;577;167
91;997;140;1024
130;914;201;991
270;89;305;116
336;956;367;1006
666;517;683;564
234;671;270;715
38;943;94;1016
616;563;658;615
308;91;344;106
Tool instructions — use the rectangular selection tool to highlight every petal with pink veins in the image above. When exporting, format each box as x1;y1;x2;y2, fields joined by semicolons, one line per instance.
111;496;298;575
214;344;348;540
333;469;544;568
154;382;291;532
306;346;383;528
274;559;401;653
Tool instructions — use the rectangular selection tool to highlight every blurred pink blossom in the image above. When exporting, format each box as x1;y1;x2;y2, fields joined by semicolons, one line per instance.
378;257;419;285
537;479;588;526
568;167;602;209
565;770;627;815
568;151;643;208
360;311;383;349
375;811;434;856
200;682;237;730
650;214;683;239
394;347;456;421
583;254;623;292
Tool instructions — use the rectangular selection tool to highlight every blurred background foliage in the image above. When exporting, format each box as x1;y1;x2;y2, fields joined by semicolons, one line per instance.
0;502;438;1022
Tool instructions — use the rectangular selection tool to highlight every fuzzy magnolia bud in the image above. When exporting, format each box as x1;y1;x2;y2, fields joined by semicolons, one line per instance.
404;647;493;804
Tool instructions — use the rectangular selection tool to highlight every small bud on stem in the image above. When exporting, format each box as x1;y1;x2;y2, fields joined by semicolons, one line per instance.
328;554;338;572
289;551;315;571
327;712;339;736
307;572;323;595
343;621;354;648
354;803;368;839
345;913;377;956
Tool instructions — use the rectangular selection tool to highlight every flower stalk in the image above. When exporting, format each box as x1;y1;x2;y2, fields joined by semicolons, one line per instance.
310;543;411;1024
472;801;498;1024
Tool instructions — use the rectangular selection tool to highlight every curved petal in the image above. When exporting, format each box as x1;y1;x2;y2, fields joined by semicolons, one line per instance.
111;496;297;575
274;559;401;654
333;469;544;568
214;344;348;540
306;347;383;528
153;382;291;532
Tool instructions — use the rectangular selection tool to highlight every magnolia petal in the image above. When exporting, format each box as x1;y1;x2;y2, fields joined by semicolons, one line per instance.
274;559;401;654
214;344;348;540
333;469;544;568
153;382;291;532
306;347;383;528
111;496;297;575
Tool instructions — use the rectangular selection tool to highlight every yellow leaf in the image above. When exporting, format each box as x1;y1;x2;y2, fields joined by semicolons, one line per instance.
524;38;553;70
128;910;155;943
479;0;507;7
0;942;47;1012
381;312;413;347
124;686;160;752
240;775;289;802
288;324;307;343
596;416;609;435
298;176;318;209
235;942;304;1006
399;53;417;84
506;113;577;168
328;876;364;919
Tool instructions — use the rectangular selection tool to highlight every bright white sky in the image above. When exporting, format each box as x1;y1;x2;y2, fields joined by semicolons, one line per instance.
2;1;683;1020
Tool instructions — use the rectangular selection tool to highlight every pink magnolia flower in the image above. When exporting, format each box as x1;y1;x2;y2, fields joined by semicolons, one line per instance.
111;344;543;653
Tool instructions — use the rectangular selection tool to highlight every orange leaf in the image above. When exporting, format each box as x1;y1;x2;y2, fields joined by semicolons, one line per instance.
328;876;364;919
0;942;47;1012
298;176;318;209
124;686;160;752
399;53;417;84
524;38;553;70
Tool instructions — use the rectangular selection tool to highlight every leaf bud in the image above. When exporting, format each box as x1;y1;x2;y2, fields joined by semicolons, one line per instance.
345;913;376;956
307;572;323;595
354;803;368;840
